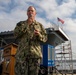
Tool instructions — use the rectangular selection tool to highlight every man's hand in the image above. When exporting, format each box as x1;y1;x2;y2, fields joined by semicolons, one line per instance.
34;30;39;36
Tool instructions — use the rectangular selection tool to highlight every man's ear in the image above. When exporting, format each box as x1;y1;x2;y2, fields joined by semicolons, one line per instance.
35;12;37;15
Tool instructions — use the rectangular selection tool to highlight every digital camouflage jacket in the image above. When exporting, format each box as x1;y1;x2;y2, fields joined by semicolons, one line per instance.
14;20;47;62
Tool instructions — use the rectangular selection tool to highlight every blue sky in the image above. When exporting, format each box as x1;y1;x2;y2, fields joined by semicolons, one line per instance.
0;0;76;59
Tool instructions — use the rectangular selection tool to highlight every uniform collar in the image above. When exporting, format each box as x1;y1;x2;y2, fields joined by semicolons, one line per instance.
26;19;37;25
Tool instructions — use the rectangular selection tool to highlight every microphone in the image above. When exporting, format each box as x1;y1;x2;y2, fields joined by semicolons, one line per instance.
29;14;33;17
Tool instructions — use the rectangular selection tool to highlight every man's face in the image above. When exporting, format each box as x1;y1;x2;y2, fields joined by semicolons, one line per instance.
27;7;36;19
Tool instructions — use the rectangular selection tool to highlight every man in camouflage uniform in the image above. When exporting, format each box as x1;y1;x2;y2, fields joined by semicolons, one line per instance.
14;6;47;75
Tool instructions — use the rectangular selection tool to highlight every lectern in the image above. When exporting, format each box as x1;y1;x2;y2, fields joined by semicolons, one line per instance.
2;43;18;75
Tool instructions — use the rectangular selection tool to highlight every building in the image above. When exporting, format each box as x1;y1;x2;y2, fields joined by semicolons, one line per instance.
0;24;74;74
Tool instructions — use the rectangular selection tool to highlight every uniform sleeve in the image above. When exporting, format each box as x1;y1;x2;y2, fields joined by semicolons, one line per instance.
14;22;25;39
38;23;47;42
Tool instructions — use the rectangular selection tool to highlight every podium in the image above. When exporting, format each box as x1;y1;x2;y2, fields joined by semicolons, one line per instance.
2;43;18;75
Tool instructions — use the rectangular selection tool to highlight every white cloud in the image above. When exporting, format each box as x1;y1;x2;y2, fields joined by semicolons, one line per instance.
64;18;76;32
0;19;16;31
36;17;51;28
0;0;11;4
58;0;76;17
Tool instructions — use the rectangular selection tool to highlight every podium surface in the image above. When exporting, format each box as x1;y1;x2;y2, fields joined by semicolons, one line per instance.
2;43;18;75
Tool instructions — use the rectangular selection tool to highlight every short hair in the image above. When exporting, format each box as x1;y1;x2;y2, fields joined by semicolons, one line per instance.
27;6;36;11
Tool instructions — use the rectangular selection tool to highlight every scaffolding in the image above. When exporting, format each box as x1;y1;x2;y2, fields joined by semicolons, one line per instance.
55;40;73;75
45;23;73;75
